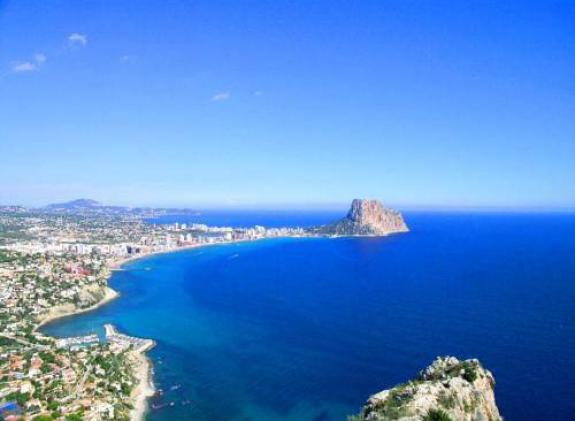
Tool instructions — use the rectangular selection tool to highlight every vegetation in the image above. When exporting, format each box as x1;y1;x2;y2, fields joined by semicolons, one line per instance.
5;391;30;406
0;210;170;420
0;250;17;263
461;361;478;383
367;383;416;419
32;416;53;421
422;408;453;421
437;390;456;409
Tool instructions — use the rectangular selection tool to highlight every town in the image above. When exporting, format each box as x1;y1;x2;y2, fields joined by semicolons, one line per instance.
0;203;308;420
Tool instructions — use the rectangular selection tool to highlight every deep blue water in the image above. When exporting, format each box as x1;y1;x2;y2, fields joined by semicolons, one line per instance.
42;212;575;421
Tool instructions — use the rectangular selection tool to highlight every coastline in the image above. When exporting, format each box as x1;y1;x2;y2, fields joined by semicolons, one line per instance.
96;236;315;420
34;285;119;332
31;233;387;418
33;255;154;420
34;241;214;332
107;235;295;270
35;279;156;421
34;231;406;419
34;238;268;421
131;352;155;421
104;324;157;421
6;200;409;421
109;242;208;269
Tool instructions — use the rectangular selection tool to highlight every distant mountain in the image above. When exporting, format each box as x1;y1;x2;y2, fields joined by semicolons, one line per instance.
40;199;199;217
45;199;102;210
310;199;409;236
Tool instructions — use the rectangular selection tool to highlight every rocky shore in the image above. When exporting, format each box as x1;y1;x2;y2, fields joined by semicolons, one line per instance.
35;284;119;331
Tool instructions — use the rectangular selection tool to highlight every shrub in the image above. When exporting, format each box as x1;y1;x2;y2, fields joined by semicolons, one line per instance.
422;408;453;421
437;390;456;409
462;366;477;383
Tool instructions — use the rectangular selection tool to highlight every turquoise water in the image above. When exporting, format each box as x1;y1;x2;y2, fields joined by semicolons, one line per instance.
43;213;575;420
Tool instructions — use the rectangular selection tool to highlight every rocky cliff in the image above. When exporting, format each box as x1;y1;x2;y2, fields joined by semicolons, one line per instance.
350;357;502;421
312;199;408;236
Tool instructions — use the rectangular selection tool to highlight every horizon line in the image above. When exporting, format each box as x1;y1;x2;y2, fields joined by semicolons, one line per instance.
1;199;574;214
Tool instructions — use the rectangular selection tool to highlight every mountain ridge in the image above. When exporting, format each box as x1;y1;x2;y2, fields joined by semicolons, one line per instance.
45;198;102;209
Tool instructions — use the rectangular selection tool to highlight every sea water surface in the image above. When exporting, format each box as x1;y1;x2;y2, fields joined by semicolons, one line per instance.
42;212;575;421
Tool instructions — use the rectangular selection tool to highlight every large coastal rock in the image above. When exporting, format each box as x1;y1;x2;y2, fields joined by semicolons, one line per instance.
350;357;502;421
312;199;408;236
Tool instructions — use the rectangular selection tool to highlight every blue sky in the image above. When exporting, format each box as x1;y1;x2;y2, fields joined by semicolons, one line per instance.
1;1;574;209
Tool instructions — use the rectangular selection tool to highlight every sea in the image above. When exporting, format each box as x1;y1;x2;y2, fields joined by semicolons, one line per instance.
41;211;575;421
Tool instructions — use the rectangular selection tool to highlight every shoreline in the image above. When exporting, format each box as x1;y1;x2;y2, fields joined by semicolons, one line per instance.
108;234;301;270
109;241;210;269
34;285;120;332
35;280;155;421
131;352;156;421
33;232;403;420
33;237;275;421
105;324;157;421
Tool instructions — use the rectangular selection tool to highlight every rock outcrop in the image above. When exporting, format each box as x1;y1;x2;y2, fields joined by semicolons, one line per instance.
350;357;502;421
312;199;408;236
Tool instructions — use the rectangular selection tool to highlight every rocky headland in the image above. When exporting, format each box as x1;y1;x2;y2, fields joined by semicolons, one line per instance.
312;199;409;236
350;356;502;421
